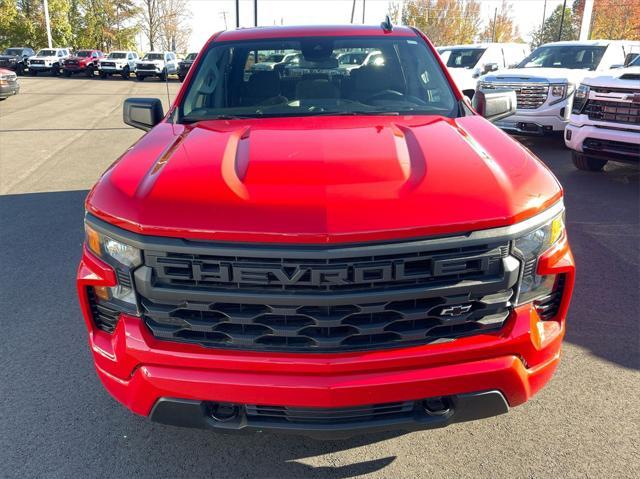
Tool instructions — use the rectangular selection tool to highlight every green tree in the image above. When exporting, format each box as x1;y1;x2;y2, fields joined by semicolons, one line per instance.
531;4;578;47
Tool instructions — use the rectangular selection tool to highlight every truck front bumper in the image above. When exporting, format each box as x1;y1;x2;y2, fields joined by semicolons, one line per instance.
494;100;570;134
77;236;575;437
565;122;640;164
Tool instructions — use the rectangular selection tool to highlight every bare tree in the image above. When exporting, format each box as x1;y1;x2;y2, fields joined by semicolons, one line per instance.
139;0;161;50
158;0;191;52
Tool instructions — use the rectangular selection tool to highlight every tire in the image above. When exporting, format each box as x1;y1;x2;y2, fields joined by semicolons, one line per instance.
100;71;107;79
159;68;167;82
85;65;94;77
30;69;38;76
178;75;185;82
51;64;59;76
136;74;145;81
0;97;6;101
572;151;607;172
64;70;72;77
122;66;130;79
16;64;24;76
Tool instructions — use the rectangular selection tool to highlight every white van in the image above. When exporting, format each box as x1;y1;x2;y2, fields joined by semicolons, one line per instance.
437;43;530;97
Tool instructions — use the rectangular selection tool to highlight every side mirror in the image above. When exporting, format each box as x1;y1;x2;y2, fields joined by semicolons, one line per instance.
483;62;499;74
473;89;517;123
123;98;164;131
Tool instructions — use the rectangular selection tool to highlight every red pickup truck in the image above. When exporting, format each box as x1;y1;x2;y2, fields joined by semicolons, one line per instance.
63;50;104;77
78;24;574;437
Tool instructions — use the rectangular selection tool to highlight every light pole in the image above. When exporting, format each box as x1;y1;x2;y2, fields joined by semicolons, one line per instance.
236;0;240;28
254;0;258;27
43;0;53;48
558;0;568;41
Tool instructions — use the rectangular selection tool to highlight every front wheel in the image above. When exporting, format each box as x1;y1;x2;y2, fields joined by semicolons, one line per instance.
159;68;167;82
63;70;72;77
136;74;145;81
29;69;38;76
122;66;130;79
178;75;185;82
51;64;60;76
16;64;24;76
99;71;107;79
85;65;94;77
572;151;607;172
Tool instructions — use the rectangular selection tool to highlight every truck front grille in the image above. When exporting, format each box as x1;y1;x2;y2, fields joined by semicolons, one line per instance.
134;238;519;352
481;82;549;109
101;62;115;67
138;63;156;70
584;99;640;125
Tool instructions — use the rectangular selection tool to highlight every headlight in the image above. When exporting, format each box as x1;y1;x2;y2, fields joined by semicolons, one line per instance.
572;84;590;114
550;84;566;97
514;210;565;305
85;222;141;308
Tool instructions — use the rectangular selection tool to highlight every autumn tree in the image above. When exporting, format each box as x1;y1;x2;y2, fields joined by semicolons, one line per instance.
398;0;482;45
480;1;521;43
573;0;640;40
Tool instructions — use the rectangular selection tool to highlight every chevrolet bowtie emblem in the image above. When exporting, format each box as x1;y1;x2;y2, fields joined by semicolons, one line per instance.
440;304;473;316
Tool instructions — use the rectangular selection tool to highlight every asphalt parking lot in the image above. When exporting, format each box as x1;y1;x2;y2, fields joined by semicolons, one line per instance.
1;77;638;478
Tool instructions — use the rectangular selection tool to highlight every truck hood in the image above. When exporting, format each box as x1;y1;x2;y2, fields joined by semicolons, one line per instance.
87;115;562;244
447;68;478;91
483;67;597;84
582;66;640;89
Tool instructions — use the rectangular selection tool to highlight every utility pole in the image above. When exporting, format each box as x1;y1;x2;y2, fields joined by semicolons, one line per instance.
254;0;258;27
541;0;547;27
362;0;366;24
43;0;52;48
492;7;497;42
350;0;356;24
558;0;568;41
579;0;594;40
235;0;240;28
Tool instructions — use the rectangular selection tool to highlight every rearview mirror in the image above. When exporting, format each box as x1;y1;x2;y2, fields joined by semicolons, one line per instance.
483;62;499;74
123;98;164;131
473;89;517;123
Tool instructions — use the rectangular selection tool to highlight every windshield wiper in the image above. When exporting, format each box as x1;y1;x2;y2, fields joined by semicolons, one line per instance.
181;114;256;124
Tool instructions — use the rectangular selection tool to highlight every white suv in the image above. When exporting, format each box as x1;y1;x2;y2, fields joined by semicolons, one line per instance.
478;40;640;135
565;55;640;171
136;52;178;81
98;51;139;79
437;43;529;97
28;48;71;76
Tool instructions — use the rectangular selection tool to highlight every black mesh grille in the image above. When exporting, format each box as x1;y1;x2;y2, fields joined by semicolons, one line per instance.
142;289;513;352
87;288;120;333
137;238;517;352
535;275;566;321
584;99;640;125
245;401;415;424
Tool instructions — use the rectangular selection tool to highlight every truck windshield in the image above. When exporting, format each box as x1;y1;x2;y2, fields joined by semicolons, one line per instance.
179;36;457;122
76;51;92;57
629;55;640;67
143;53;164;61
3;49;23;56
186;53;197;61
517;45;606;70
38;50;56;57
438;48;486;68
108;52;127;59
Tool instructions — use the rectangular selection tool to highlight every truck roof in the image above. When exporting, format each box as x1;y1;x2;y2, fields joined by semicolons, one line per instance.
210;24;417;45
541;40;640;47
438;42;525;49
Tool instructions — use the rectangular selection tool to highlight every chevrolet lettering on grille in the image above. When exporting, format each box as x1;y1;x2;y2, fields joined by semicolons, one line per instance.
152;256;492;287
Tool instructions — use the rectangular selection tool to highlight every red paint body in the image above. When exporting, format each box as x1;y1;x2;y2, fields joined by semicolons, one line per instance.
78;25;575;427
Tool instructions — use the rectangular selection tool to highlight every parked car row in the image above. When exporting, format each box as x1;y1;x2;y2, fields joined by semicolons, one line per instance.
0;46;199;81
